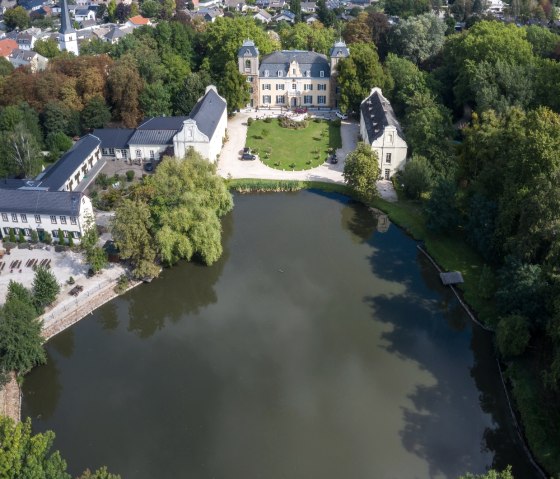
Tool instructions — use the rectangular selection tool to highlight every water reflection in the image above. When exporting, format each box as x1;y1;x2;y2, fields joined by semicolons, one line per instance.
23;348;62;421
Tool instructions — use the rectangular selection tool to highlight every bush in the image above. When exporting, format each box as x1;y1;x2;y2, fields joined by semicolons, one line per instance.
332;119;342;127
114;274;130;294
264;117;272;123
67;276;75;285
67;234;74;248
58;228;65;245
43;232;52;245
9;228;16;243
401;154;433;199
497;314;530;358
32;265;60;312
424;179;460;233
18;230;25;243
125;170;135;182
278;116;308;129
247;117;254;126
30;230;39;243
95;173;110;189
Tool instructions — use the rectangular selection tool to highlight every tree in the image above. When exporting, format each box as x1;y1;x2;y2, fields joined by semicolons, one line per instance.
343;12;373;44
384;0;430;17
161;0;176;19
3;6;30;31
111;199;160;279
458;467;514;479
316;0;335;26
279;21;337;55
289;0;302;22
0;57;14;77
107;55;143;127
337;42;390;114
525;24;560;58
58;228;65;245
33;38;62;59
0;417;69;479
424;179;460;233
173;71;211;115
32;266;60;312
115;2;131;22
77;467;121;479
218;61;250;114
0;123;43;178
6;280;36;312
141;0;161;17
389;13;446;65
139;81;172;117
343;142;380;203
0;290;45;375
81;96;112;130
497;314;530;358
400;154;433;199
384;53;428;114
107;0;117;22
46;131;73;154
80;216;108;273
42;101;80;137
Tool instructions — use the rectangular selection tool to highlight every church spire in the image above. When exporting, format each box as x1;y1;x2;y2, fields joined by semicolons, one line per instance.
59;0;75;34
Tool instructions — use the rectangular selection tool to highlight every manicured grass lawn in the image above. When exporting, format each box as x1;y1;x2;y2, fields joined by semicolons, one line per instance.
245;118;342;171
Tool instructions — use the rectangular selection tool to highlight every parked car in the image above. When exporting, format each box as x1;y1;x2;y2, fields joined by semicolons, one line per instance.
330;154;338;164
144;162;154;172
241;153;258;161
335;111;348;120
243;147;251;154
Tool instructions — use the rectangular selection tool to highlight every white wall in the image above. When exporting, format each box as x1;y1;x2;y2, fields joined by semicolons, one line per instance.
127;144;168;162
60;145;101;192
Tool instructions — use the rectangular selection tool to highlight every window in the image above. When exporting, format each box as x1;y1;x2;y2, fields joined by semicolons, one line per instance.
304;84;313;91
108;148;115;155
247;76;253;83
50;215;57;224
60;216;67;224
245;59;251;69
1;213;7;221
72;231;81;239
276;84;285;90
264;70;269;77
150;150;155;159
385;169;390;180
52;229;58;237
20;214;27;223
11;213;18;222
303;95;312;104
318;84;327;91
70;217;77;225
305;70;310;77
386;153;392;164
102;148;110;155
292;83;297;90
35;215;41;223
292;68;296;75
262;95;271;104
249;87;254;94
63;230;69;238
388;133;394;143
136;149;142;158
263;84;271;90
320;71;325;77
277;70;283;77
276;95;285;104
3;228;9;235
24;228;30;236
318;95;326;104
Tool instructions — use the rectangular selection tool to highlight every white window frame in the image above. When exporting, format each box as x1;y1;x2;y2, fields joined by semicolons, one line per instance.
50;215;57;224
318;95;326;104
320;71;325;78
60;216;67;224
1;213;7;221
35;215;41;223
11;213;18;223
303;95;313;104
70;217;77;225
20;214;27;223
386;153;392;164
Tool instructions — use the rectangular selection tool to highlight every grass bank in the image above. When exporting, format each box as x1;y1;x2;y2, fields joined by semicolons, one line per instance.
245;118;342;170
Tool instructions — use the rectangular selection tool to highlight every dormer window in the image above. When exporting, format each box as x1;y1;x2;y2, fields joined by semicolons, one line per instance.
292;68;296;75
305;70;310;77
278;70;282;77
320;71;324;78
245;59;251;68
265;70;269;77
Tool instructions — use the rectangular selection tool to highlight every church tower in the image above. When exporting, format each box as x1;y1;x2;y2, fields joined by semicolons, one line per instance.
59;0;79;56
238;39;259;108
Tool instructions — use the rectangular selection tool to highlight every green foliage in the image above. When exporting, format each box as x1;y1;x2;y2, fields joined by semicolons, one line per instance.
139;81;172;117
218;61;250;114
33;38;62;59
0;123;43;178
0;57;14;77
524;25;559;58
30;229;39;243
384;0;430;18
67;234;74;248
58;228;65;245
43;231;52;245
343;142;380;204
42;101;80;137
3;6;30;31
173;71;211;115
384;53;428;114
46;131;73;154
77;467;121;479
81;96;112;130
497;314;530;358
88;247;109;274
126;170;135;182
81;216;108;273
279;22;336;54
424;179;460;233
32;266;60;312
400;154;433;199
388;13;446;65
8;228;16;243
18;229;25;243
141;0;161;17
337;42;391;114
457;466;514;479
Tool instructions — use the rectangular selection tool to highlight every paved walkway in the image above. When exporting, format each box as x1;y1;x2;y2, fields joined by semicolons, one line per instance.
218;111;398;201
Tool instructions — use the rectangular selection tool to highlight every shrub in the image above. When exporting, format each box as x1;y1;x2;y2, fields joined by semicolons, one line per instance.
32;265;60;312
279;116;308;129
9;228;16;243
67;234;74;248
67;276;75;285
30;230;39;243
264;117;272;123
125;170;135;182
497;314;530;358
332;119;342;127
401;154;433;200
43;232;52;245
314;117;322;123
18;230;25;243
58;228;65;245
247;117;254;126
114;274;130;294
95;173;110;189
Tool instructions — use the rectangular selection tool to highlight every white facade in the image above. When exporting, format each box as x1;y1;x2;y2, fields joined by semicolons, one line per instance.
0;195;94;243
128;144;169;162
360;88;408;179
59;30;79;55
173;113;227;163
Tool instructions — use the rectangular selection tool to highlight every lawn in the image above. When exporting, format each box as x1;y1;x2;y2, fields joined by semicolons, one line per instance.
245;118;342;170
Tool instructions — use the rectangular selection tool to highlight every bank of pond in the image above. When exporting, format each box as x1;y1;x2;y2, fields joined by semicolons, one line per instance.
22;191;542;478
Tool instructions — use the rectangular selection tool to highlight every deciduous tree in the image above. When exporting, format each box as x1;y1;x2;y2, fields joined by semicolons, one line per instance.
343;142;380;203
32;266;60;312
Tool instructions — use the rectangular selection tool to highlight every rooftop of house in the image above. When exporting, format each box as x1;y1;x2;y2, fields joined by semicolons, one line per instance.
0;188;85;216
274;10;296;19
0;38;17;57
238;38;259;57
92;128;135;149
360;87;403;143
188;86;227;139
260;50;330;78
329;40;350;58
39;134;100;190
9;48;44;61
104;26;125;40
254;9;272;18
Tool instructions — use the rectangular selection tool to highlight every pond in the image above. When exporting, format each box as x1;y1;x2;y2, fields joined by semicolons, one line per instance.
22;191;540;479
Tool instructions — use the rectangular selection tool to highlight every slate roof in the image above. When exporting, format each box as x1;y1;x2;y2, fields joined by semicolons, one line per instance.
238;39;259;57
40;134;100;190
137;116;189;130
0;189;84;216
329;40;349;58
60;0;75;34
128;129;177;146
259;50;330;78
92;128;134;149
188;87;227;139
360;88;403;143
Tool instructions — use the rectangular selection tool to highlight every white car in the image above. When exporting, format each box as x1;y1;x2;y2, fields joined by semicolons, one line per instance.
335;111;348;120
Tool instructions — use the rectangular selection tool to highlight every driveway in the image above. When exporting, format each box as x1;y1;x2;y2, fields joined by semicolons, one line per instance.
217;110;398;201
217;111;358;184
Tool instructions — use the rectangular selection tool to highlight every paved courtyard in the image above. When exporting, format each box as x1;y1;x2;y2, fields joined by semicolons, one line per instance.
218;110;398;201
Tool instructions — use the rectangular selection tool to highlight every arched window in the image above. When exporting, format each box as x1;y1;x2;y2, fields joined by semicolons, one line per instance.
245;59;251;69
